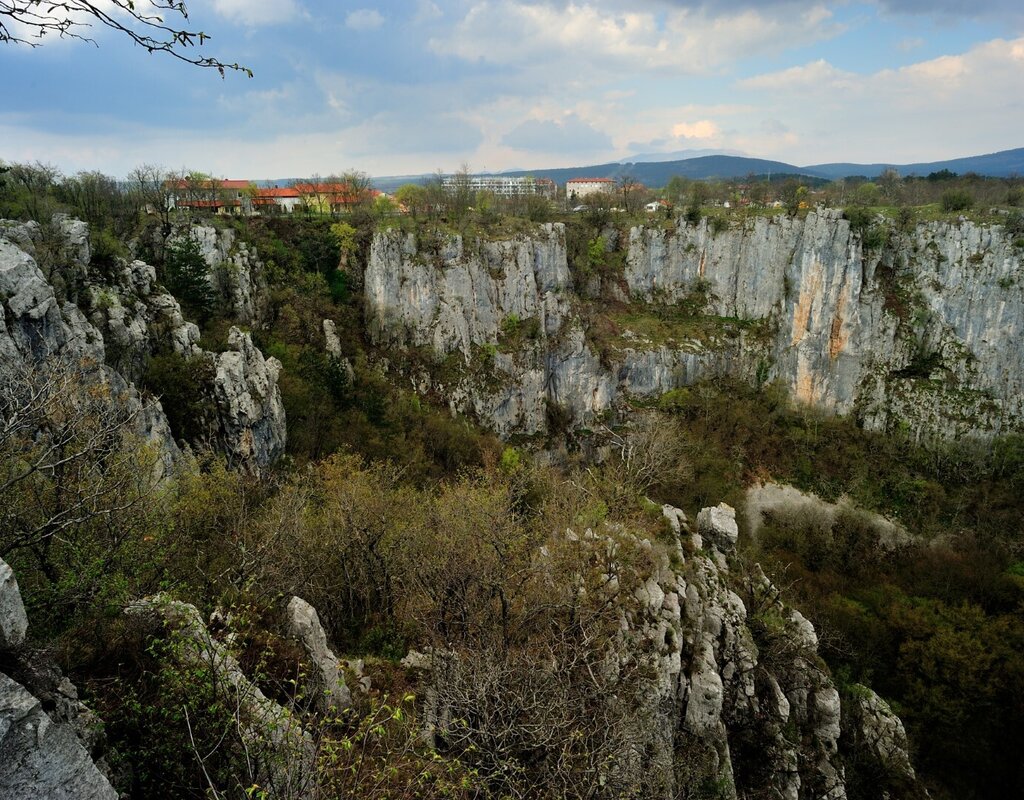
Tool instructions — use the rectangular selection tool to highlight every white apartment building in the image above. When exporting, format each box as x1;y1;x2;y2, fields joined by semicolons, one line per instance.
441;175;556;198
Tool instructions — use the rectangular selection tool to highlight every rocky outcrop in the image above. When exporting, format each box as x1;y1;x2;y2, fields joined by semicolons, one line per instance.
0;558;117;800
365;213;1024;441
843;685;918;791
212;327;287;469
127;594;315;800
285;596;352;716
190;224;268;324
1;218;286;472
0;221;178;476
421;504;921;799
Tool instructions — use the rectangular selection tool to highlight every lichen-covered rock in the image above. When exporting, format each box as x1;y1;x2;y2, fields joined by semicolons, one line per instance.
0;558;28;650
285;596;352;715
0;674;118;800
212;327;286;470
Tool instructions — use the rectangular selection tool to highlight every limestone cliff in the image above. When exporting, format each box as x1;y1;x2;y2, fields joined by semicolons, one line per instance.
418;504;922;799
0;217;285;471
364;212;1024;440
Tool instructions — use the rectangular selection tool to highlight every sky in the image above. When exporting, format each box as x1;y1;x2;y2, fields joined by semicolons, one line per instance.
1;0;1022;179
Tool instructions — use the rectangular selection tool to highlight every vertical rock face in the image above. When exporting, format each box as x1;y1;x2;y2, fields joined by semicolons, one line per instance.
0;558;118;800
626;211;1024;439
212;327;287;469
0;218;286;472
365;213;1024;441
190;224;269;325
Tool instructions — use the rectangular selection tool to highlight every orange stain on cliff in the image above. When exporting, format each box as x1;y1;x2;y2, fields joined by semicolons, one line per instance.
791;260;823;346
828;293;848;360
795;358;816;405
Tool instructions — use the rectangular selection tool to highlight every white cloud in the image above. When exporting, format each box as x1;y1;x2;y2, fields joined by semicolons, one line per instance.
732;36;1024;162
413;0;443;24
737;59;858;91
431;1;843;75
210;0;302;26
345;9;386;31
671;119;719;139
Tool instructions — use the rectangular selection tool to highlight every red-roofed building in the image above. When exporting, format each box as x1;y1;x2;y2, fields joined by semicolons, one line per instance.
166;178;253;214
252;186;302;214
292;182;381;214
166;178;382;216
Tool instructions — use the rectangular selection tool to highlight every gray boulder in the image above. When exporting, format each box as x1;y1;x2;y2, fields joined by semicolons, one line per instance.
697;503;739;554
0;558;28;650
0;674;117;800
285;596;352;715
0;558;117;800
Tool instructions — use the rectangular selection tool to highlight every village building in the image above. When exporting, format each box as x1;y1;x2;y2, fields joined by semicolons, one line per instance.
441;175;556;198
565;177;617;201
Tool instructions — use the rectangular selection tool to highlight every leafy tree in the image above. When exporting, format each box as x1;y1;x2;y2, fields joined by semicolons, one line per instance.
162;234;215;322
395;183;429;218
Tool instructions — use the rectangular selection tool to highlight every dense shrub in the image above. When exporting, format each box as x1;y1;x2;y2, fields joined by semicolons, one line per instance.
940;189;974;212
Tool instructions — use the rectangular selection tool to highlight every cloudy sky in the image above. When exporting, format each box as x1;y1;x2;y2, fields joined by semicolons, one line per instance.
1;0;1022;178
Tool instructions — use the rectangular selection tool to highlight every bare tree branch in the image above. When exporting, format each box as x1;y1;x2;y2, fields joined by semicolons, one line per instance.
0;1;252;76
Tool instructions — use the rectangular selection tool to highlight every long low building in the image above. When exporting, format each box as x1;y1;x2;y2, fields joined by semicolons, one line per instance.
565;177;618;200
441;174;556;198
166;180;380;214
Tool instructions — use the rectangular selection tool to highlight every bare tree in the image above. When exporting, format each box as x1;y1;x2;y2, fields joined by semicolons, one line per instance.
599;413;691;498
0;356;162;594
0;0;251;76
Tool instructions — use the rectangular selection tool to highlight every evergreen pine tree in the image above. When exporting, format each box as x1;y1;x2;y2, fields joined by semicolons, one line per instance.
162;235;215;322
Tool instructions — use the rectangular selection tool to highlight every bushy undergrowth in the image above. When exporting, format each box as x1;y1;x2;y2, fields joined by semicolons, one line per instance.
655;379;1024;799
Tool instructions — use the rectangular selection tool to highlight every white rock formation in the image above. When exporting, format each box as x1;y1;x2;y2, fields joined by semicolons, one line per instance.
212;327;287;469
285;596;352;715
1;218;286;472
364;213;1024;441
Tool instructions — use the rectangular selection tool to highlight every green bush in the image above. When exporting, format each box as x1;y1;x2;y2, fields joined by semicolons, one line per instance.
940;189;974;213
142;353;217;444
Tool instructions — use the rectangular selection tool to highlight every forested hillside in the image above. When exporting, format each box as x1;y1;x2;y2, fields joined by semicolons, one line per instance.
0;164;1022;799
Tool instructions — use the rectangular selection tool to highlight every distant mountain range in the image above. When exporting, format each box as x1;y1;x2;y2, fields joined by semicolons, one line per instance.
618;148;746;164
369;147;1024;191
